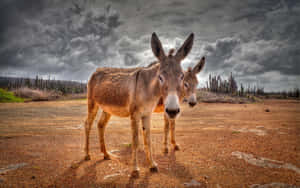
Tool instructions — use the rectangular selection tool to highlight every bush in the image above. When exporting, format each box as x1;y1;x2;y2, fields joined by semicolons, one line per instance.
0;88;24;103
14;87;61;101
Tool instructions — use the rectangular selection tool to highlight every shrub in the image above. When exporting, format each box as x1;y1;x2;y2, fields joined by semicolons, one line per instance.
0;88;24;103
14;87;61;101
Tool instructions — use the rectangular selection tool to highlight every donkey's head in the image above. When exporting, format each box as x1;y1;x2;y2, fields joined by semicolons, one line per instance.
151;32;194;119
183;57;205;107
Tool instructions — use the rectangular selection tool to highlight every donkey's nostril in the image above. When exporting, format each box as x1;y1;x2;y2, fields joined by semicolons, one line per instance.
166;108;180;118
188;102;196;107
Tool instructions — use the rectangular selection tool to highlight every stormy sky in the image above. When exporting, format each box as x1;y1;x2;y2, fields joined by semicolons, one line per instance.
0;0;299;91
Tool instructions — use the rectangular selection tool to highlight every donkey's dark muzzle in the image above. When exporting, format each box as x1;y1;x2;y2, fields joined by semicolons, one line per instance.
166;108;180;119
188;102;197;107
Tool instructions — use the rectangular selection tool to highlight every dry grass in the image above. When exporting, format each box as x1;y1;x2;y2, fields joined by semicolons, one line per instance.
197;90;258;104
14;87;60;101
13;87;86;102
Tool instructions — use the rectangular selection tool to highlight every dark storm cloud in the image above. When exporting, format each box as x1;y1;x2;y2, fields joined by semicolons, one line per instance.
0;0;123;80
0;0;299;90
0;0;45;43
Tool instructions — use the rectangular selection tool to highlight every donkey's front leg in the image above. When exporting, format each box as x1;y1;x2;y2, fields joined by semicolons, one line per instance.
97;111;114;160
130;115;140;178
84;102;99;160
142;115;158;172
170;119;180;151
163;114;170;154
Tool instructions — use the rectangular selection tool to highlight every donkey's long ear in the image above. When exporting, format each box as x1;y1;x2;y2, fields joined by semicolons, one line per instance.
193;57;205;74
151;32;166;62
175;33;194;62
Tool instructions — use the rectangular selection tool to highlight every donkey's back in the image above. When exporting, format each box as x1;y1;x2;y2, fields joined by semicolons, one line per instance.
88;68;139;117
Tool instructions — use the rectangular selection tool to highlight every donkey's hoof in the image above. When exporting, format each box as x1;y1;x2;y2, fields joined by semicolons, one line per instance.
104;155;111;160
150;166;158;173
163;148;168;154
84;155;91;161
131;170;140;178
174;145;180;151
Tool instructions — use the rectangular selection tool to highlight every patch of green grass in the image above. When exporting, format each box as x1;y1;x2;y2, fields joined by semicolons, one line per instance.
75;98;87;101
121;143;132;148
231;131;241;134
0;88;24;103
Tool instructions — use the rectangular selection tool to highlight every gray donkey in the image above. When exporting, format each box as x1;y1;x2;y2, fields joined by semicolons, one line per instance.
84;32;194;177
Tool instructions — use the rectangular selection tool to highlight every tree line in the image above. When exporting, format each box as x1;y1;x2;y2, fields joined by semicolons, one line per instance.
0;74;299;98
0;76;87;94
206;73;299;98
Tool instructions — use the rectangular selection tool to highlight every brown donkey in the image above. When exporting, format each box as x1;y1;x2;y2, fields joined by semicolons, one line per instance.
84;32;194;177
159;57;205;153
91;54;205;153
142;55;205;153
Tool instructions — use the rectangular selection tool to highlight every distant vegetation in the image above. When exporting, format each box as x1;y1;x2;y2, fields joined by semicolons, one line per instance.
205;73;299;100
0;88;24;103
0;76;87;102
0;73;299;103
0;76;86;94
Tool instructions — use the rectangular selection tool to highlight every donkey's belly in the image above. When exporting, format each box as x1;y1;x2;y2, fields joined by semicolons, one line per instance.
98;104;130;117
92;78;133;118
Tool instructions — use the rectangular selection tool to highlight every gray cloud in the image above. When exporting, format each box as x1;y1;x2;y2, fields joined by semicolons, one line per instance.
124;53;139;66
0;0;122;80
0;0;299;91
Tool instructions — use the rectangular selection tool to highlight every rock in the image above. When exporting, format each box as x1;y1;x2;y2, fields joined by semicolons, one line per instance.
103;173;121;180
183;179;202;187
110;149;120;153
250;182;300;188
231;127;267;136
231;151;300;174
0;163;28;174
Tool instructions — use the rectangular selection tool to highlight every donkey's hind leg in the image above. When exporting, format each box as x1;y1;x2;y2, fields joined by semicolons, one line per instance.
97;111;114;160
84;100;99;160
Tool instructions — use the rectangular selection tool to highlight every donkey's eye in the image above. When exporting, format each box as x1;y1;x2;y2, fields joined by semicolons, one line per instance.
184;82;189;88
180;73;184;80
158;75;164;84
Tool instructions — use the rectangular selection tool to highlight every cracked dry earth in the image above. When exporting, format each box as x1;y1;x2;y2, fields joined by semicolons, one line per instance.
0;99;299;188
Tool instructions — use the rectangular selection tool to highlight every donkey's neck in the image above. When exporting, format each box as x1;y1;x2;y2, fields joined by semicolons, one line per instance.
134;63;161;111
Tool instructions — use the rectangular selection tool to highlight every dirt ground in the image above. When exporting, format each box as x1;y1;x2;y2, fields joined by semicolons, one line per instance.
0;100;299;188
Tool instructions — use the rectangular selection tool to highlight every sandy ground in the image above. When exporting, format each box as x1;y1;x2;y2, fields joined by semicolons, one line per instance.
0;100;299;188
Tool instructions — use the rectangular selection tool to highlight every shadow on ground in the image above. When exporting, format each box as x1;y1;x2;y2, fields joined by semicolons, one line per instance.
48;147;206;188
